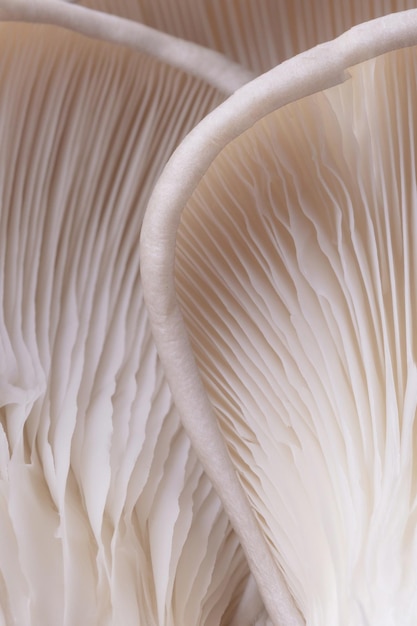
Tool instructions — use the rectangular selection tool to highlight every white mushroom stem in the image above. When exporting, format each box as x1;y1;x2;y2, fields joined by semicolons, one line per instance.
0;0;254;94
140;9;417;626
66;0;417;74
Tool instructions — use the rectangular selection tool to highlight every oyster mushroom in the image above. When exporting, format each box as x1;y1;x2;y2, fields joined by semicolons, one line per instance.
0;19;259;625
141;10;417;625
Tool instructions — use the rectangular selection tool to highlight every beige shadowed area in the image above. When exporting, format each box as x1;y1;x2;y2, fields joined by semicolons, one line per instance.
174;45;417;625
0;22;262;626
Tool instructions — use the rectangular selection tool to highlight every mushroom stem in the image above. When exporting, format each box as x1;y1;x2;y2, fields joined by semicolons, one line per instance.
140;9;417;626
0;0;255;94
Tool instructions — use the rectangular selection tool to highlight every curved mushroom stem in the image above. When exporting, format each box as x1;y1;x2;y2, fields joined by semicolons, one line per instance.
0;0;255;94
140;9;417;626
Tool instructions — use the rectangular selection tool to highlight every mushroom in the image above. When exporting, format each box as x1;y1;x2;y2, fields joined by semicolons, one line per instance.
141;10;417;626
4;2;417;625
0;18;261;625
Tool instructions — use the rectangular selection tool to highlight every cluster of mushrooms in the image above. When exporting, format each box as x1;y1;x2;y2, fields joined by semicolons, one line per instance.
1;1;417;624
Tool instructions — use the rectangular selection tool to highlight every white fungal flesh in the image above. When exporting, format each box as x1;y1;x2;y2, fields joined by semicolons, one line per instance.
175;46;417;625
0;24;254;625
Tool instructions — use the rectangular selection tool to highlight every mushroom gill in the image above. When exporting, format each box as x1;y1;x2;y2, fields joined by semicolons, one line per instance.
0;22;256;625
141;11;417;626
